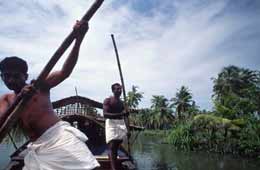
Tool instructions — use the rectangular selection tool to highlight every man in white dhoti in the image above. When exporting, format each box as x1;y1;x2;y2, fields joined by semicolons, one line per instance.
103;83;128;170
0;21;99;169
23;121;99;170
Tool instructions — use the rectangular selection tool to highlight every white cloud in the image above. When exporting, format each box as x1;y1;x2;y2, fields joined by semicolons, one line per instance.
0;0;260;110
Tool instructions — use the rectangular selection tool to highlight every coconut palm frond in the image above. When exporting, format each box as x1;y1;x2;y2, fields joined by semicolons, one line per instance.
3;121;27;144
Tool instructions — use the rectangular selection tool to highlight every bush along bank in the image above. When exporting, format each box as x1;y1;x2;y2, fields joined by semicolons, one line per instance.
166;114;260;158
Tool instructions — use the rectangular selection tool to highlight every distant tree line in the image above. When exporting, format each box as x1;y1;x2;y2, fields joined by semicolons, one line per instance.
127;65;260;157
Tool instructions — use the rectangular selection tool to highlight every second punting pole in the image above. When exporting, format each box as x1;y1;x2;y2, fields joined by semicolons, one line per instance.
111;34;131;155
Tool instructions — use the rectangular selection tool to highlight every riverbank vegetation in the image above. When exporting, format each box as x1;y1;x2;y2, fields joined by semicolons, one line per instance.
128;65;260;158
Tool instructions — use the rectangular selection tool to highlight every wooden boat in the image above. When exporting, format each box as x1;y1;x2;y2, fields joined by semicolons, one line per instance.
4;96;137;170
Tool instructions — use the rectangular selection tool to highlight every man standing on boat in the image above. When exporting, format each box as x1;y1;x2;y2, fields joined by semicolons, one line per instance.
0;21;99;170
103;83;128;170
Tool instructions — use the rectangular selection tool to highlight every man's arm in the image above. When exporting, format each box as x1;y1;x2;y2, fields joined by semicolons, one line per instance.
103;98;127;119
44;21;89;88
0;95;10;126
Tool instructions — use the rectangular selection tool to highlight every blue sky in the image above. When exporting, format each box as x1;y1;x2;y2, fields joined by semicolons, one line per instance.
0;0;260;111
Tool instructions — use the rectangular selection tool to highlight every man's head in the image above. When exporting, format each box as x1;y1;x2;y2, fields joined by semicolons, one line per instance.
111;83;122;98
0;56;28;93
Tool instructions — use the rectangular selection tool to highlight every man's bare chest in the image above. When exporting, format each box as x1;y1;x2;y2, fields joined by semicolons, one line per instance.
109;99;124;112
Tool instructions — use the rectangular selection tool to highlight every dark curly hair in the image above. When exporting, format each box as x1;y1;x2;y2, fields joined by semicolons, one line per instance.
111;83;121;91
0;56;28;74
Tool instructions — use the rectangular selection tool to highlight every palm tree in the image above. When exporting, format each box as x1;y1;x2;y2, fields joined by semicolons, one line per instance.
127;85;143;109
130;108;150;127
151;95;168;109
148;95;174;129
171;86;193;119
212;65;260;118
187;101;200;117
127;85;144;126
212;65;259;102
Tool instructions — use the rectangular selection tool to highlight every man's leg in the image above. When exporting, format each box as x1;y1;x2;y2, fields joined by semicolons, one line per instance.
108;140;122;170
108;141;117;170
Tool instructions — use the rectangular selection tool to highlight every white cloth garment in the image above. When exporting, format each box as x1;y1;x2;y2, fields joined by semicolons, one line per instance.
105;119;127;143
23;121;100;170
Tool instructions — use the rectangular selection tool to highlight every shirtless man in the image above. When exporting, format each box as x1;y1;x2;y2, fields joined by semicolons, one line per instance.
103;83;129;170
0;21;99;170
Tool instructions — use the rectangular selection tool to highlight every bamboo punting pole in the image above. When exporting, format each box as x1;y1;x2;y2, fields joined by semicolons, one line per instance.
111;34;131;155
0;0;104;143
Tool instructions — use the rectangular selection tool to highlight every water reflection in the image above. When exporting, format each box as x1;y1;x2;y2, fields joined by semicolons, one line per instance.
0;137;27;170
153;162;174;170
132;132;260;170
1;133;259;170
0;144;15;169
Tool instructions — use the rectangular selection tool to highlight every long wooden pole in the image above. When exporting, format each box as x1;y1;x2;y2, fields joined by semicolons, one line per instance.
111;34;131;155
0;0;104;143
35;0;104;84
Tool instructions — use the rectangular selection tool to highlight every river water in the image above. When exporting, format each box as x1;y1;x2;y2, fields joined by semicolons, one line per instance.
0;143;15;170
131;133;260;170
1;133;260;170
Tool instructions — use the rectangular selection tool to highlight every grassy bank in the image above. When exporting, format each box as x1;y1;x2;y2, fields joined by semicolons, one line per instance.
166;115;260;158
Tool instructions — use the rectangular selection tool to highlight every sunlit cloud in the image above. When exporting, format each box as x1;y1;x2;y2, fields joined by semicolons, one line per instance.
0;0;259;110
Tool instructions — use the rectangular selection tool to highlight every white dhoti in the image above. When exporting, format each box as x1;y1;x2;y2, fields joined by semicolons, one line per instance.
23;121;100;170
105;119;127;143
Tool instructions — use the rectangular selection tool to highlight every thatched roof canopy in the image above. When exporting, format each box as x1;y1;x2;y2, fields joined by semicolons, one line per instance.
52;95;103;109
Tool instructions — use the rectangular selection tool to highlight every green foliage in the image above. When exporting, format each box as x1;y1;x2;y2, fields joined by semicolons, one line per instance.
214;93;257;119
213;65;260;99
127;85;143;109
212;65;260;119
167;121;193;150
147;95;174;129
171;86;197;119
166;114;260;157
146;107;174;129
3;121;27;144
130;95;174;130
129;65;260;158
231;118;247;127
192;114;238;130
151;95;169;109
130;108;150;126
142;129;169;137
236;116;260;156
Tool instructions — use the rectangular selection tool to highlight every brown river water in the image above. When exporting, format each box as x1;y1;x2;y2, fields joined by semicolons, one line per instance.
1;133;259;170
